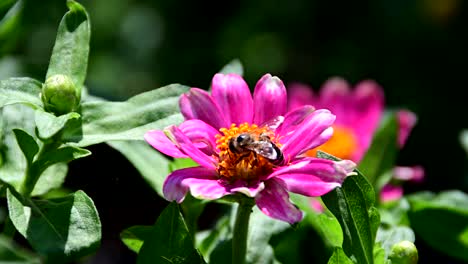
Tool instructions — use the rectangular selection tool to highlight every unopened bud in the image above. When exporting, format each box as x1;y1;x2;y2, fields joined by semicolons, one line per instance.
41;74;79;115
389;240;418;264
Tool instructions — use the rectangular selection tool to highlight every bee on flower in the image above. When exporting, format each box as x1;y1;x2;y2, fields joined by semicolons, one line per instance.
145;73;356;224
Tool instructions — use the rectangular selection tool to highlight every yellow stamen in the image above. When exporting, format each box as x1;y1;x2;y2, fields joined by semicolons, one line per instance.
307;125;358;160
215;123;280;182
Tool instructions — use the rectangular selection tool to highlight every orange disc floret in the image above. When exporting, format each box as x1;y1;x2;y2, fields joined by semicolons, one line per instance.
307;125;358;160
215;123;277;182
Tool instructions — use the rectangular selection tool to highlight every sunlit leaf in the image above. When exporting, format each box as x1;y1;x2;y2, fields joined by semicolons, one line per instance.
45;0;90;93
63;84;189;147
32;146;90;176
0;105;67;196
327;248;354;264
407;190;468;261
318;151;378;264
35;110;80;140
120;225;153;253
376;225;415;260
7;189;101;261
290;193;343;249
218;59;244;76
0;78;43;109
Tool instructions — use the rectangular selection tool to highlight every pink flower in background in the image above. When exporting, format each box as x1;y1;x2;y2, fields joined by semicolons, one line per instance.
288;77;424;204
288;78;384;162
380;166;424;202
145;73;356;224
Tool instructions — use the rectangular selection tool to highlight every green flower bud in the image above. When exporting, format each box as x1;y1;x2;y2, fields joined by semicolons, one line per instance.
389;240;419;264
41;74;80;115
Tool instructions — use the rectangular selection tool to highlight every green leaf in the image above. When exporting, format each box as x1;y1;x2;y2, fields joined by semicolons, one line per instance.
328;248;354;264
32;146;90;176
45;0;90;93
319;151;378;264
218;59;244;76
0;0;17;13
196;215;231;259
0;234;41;264
120;225;153;253
290;194;343;249
137;202;205;264
246;207;289;264
0;0;22;54
407;190;468;261
209;206;289;264
317;151;376;209
0;105;68;196
460;129;468;155
169;158;198;172
373;244;387;264
379;198;411;227
7;189;101;261
0;78;43;109
180;193;207;243
12;129;38;165
35;110;80;140
375;226;415;260
358;114;398;187
63;84;189;147
107;141;169;197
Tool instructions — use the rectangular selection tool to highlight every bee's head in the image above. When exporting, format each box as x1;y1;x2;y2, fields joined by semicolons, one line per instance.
237;133;254;146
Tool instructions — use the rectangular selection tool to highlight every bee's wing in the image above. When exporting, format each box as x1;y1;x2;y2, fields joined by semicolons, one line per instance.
245;142;279;160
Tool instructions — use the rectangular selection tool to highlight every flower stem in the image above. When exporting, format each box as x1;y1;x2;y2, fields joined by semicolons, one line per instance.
232;198;254;264
19;139;61;198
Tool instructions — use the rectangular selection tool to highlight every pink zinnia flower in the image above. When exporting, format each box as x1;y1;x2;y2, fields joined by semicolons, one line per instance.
288;78;424;203
145;73;356;224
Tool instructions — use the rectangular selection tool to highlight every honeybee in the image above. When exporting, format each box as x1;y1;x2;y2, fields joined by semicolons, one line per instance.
228;132;284;165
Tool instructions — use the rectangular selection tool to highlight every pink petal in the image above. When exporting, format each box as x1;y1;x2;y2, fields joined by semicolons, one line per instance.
380;184;403;203
179;119;219;156
393;166;424;183
310;197;325;213
287;82;317;111
211;73;253;125
318;77;351;121
281;109;335;158
163;166;224;202
255;178;303;224
276;105;315;138
229;180;265;197
349;80;384;151
179;88;229;129
253;74;287;124
397;110;417;148
166;125;217;169
144;130;188;158
269;158;356;197
303;126;334;152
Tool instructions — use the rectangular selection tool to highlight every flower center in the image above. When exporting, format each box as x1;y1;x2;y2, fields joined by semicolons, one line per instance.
215;123;280;182
307;125;358;160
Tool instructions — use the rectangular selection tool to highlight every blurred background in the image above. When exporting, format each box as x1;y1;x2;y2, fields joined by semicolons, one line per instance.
1;0;467;263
